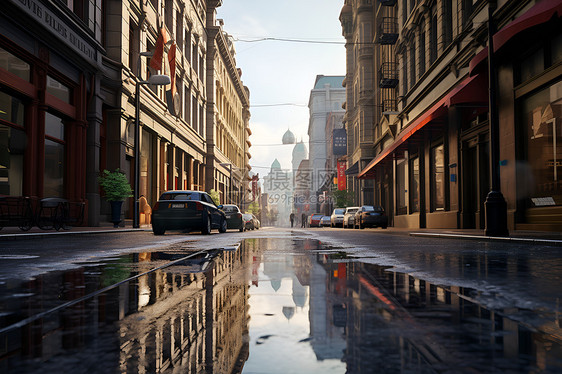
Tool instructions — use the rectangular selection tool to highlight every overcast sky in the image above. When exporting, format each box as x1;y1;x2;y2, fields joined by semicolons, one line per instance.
216;0;346;177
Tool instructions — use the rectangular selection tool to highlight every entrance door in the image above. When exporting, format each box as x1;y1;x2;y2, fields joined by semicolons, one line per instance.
462;139;479;228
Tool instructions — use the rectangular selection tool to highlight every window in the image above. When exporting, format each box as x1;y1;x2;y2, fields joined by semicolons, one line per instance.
184;85;190;124
443;0;453;46
419;30;426;76
429;11;438;65
0;90;26;196
46;76;71;104
409;157;419;213
431;144;445;211
0;47;30;81
44;112;65;197
192;95;198;130
129;20;140;73
409;42;416;88
522;80;562;207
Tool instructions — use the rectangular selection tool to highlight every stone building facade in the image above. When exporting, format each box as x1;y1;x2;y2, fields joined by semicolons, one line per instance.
0;0;250;226
205;20;251;209
345;0;562;232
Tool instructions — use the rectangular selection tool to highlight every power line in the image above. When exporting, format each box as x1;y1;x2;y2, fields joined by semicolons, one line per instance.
234;37;345;45
251;103;308;107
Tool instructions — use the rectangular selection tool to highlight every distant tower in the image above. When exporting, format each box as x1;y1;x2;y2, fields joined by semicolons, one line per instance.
282;128;296;144
292;139;308;173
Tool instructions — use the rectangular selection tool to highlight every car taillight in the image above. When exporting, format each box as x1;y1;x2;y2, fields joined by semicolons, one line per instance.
237;213;242;218
153;202;160;211
195;201;203;211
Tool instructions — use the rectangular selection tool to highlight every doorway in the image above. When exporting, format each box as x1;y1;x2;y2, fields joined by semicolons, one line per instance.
462;137;489;229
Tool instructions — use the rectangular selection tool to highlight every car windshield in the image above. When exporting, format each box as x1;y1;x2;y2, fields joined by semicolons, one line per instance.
160;192;199;201
334;209;345;214
222;206;238;213
312;214;323;218
347;208;358;214
363;206;375;211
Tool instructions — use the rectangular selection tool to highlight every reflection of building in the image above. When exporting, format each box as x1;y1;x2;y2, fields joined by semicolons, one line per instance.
0;246;252;372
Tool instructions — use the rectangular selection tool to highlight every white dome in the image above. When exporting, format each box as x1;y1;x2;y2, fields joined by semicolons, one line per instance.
282;129;296;144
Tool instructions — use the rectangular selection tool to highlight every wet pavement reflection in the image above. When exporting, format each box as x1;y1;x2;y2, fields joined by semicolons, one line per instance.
0;238;561;373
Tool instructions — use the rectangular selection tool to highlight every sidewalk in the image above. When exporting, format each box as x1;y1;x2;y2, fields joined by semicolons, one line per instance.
1;222;562;246
0;220;150;240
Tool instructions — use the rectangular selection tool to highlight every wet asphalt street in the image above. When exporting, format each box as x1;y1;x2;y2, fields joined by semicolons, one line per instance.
0;226;561;373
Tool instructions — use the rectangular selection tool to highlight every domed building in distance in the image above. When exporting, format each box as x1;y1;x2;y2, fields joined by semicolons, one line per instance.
282;128;296;144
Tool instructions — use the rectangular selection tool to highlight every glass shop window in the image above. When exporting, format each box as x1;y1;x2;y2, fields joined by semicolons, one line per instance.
44;112;65;197
409;157;419;213
0;90;26;195
396;158;407;215
522;80;562;207
431;144;445;211
0;47;30;82
46;76;71;104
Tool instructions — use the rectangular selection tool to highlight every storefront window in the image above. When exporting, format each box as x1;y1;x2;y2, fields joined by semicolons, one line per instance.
44;113;65;197
46;76;71;104
431;144;445;211
409;157;419;213
140;129;152;203
396;158;407;215
523;80;562;207
0;124;25;195
0;47;30;82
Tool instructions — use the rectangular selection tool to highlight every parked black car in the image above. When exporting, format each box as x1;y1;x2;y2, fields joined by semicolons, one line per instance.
354;205;388;229
220;204;245;231
151;190;227;235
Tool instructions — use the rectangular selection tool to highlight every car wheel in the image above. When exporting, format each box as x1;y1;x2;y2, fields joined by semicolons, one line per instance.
381;225;388;229
201;216;212;235
219;218;227;233
152;224;165;235
239;224;245;232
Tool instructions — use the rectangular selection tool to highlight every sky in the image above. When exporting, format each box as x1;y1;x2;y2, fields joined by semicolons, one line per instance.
216;0;346;177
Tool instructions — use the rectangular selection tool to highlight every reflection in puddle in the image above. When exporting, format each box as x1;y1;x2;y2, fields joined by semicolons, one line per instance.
0;238;560;373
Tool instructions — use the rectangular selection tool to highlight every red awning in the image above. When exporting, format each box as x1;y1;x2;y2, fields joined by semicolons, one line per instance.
358;75;483;179
469;0;562;76
494;0;562;52
469;48;488;76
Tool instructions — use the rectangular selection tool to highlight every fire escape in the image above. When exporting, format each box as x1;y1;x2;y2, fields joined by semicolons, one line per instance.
377;2;398;113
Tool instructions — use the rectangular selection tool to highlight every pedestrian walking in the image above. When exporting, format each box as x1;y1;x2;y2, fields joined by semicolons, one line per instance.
290;212;295;227
301;213;307;227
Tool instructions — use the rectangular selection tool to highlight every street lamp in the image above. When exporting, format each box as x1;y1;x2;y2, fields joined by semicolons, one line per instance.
133;51;170;228
220;162;233;204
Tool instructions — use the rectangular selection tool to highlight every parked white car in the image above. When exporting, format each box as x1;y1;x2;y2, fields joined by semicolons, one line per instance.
330;208;346;227
343;206;360;228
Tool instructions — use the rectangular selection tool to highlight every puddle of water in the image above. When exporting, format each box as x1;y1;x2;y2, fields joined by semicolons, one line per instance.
0;238;561;373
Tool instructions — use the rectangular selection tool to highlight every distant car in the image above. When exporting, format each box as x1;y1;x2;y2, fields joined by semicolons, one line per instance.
354;205;388;229
220;204;244;232
330;208;346;227
242;213;255;230
251;214;260;229
308;213;323;227
343;206;360;228
320;216;331;227
151;190;227;235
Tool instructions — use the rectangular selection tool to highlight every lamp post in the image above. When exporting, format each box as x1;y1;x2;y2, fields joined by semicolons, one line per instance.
484;2;508;237
133;52;170;228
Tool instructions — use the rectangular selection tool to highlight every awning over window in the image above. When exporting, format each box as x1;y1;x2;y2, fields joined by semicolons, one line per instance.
345;162;359;176
494;0;562;52
358;75;484;179
469;0;562;75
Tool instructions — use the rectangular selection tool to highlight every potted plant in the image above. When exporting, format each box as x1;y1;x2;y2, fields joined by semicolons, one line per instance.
98;169;133;227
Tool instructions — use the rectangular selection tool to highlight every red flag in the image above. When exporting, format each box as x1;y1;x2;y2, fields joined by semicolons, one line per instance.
168;43;176;96
150;28;167;71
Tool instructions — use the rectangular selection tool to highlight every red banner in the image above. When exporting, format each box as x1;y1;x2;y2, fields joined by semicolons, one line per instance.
337;161;347;191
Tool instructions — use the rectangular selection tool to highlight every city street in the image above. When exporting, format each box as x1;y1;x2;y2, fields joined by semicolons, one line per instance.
1;227;561;373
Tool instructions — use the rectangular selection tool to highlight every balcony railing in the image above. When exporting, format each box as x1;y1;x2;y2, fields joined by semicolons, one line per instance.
378;17;398;45
379;62;399;88
381;98;398;112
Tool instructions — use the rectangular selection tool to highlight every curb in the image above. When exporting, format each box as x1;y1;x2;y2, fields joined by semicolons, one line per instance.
410;232;562;247
0;228;149;241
